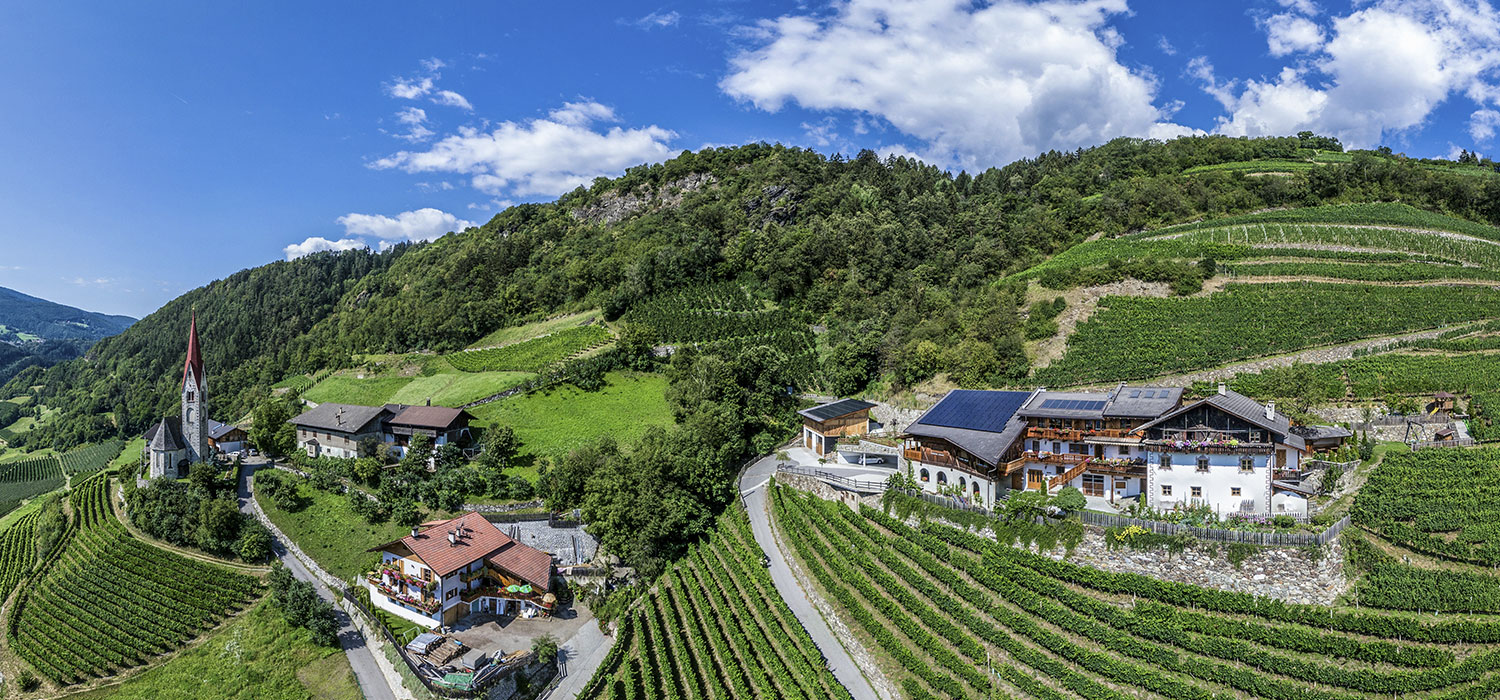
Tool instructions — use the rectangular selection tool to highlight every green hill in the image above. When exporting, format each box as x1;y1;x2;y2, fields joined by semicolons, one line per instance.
12;133;1500;450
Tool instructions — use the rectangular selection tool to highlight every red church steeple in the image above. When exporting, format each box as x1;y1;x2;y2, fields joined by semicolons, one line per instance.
183;312;204;392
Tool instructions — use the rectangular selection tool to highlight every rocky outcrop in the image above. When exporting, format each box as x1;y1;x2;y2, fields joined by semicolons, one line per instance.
570;173;716;226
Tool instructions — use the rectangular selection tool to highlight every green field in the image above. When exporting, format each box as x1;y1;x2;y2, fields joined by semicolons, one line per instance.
64;601;359;700
301;376;413;407
254;477;417;582
469;371;674;458
467;309;603;350
448;325;613;373
387;369;533;406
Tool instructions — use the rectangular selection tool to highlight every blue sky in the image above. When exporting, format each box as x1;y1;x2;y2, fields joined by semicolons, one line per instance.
2;0;1498;318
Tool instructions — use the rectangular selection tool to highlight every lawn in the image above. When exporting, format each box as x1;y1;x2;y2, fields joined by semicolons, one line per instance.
301;375;413;407
467;309;602;350
109;437;145;472
255;476;421;583
64;601;359;700
388;369;534;407
0;447;56;465
469;371;673;459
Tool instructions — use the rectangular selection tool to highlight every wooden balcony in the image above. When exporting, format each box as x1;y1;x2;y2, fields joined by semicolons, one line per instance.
1002;456;1028;475
1023;451;1090;466
1026;427;1137;441
904;448;960;469
1049;461;1090;490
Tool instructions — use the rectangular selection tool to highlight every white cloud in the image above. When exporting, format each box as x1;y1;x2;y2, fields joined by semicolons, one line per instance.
283;237;367;261
1157;36;1177;56
432;89;473;111
1200;1;1500;148
371;100;676;197
336;208;476;243
393;107;434;142
1277;0;1320;15
719;0;1190;170
386;76;434;100
1263;13;1324;56
420;57;447;72
631;10;681;29
1472;109;1500;141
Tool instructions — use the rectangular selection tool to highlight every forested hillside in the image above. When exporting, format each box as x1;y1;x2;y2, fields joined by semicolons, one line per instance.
0;286;137;386
12;133;1500;449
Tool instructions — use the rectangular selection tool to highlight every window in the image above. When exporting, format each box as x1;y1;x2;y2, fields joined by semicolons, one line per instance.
920;468;929;482
1160;455;1172;470
186;392;194;402
446;588;457;601
973;482;981;494
959;476;966;490
1070;443;1089;454
1191;486;1203;498
1161;485;1173;496
937;471;947;485
1240;457;1255;473
1196;456;1210;473
1231;487;1242;496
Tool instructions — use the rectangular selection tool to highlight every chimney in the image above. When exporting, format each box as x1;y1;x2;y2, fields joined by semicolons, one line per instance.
336;407;344;427
426;398;431;407
1266;401;1276;419
411;526;420;538
1217;383;1227;396
448;531;457;546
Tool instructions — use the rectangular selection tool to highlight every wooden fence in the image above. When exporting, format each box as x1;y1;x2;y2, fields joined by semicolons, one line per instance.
1411;438;1477;450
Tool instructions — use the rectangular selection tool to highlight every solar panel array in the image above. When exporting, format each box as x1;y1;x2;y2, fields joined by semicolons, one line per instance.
1038;398;1107;411
916;390;1031;433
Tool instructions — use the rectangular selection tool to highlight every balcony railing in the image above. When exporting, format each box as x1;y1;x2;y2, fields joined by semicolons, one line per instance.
1027;427;1138;441
1048;461;1091;490
904;448;960;468
366;576;440;614
1023;451;1091;466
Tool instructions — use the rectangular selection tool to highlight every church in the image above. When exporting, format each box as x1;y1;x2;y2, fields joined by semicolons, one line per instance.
141;314;211;479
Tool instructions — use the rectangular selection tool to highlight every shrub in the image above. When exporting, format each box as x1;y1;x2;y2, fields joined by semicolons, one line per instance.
1273;514;1297;529
1051;487;1087;513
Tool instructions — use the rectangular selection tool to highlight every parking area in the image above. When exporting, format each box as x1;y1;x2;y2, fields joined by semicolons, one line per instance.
448;599;594;654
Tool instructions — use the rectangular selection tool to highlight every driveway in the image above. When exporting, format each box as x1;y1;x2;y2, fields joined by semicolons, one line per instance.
738;453;885;700
237;460;397;700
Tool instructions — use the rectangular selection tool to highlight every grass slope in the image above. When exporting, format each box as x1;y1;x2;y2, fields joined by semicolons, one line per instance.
387;369;533;407
301;376;412;407
64;601;358;700
469;371;673;458
254;477;421;582
467;309;602;350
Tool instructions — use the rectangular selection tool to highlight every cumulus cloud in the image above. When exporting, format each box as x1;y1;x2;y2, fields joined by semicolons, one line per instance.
386;59;472;111
386;76;434;100
1277;0;1320;15
719;0;1192;170
284;237;367;261
1472;109;1500;141
393;107;434;142
336;208;476;243
1263;13;1324;55
370;100;676;197
432;89;473;111
1199;0;1500;148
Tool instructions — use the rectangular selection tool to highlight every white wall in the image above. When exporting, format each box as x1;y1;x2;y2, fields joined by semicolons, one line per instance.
1147;451;1272;516
912;461;997;508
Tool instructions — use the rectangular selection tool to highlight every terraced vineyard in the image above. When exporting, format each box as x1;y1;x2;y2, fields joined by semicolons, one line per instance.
0;507;38;601
448;324;613;373
0;454;65;514
1352;448;1500;566
8;472;261;686
59;439;125;475
623;282;821;387
774;484;1500;700
578;507;850;700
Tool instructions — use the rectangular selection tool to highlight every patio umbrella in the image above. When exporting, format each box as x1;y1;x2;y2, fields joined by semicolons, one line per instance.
520;585;532;594
506;585;520;593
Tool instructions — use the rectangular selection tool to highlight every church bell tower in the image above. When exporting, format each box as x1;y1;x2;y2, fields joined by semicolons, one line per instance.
181;312;209;467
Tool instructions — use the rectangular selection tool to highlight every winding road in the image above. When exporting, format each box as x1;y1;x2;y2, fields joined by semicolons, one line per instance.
738;454;886;700
236;461;397;700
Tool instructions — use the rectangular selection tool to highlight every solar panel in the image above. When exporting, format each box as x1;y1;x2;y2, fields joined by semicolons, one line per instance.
1143;390;1155;399
1129;390;1141;398
916;390;1032;433
1079;400;1105;410
1040;399;1062;409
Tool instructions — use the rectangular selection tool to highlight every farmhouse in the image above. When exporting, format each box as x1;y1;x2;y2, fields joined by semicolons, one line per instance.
288;403;393;459
902;390;1032;507
798;398;876;456
385;404;473;458
1015;385;1185;502
366;512;555;628
207;419;248;454
1138;384;1309;517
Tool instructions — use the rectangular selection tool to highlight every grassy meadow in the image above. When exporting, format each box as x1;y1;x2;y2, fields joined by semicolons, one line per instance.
254;477;423;582
469;371;673;459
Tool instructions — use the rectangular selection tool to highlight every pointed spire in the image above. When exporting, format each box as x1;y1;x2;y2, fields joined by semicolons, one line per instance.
183;311;204;392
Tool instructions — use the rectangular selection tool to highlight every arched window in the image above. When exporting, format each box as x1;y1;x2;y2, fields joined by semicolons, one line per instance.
973;481;981;495
937;471;947;485
919;468;929;482
959;476;966;490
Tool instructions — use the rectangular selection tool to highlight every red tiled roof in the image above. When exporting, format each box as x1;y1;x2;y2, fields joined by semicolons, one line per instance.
372;512;553;589
486;541;554;592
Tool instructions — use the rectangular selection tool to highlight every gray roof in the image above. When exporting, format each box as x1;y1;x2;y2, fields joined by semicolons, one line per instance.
1138;388;1307;451
1272;480;1314;496
1017;385;1184;420
905;389;1034;466
207;419;244;440
798;398;876;422
1104;386;1186;418
146;417;182;452
288;403;390;434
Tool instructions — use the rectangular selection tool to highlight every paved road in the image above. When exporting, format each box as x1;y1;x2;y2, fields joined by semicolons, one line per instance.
547;618;609;699
237;461;397;700
738;454;884;700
